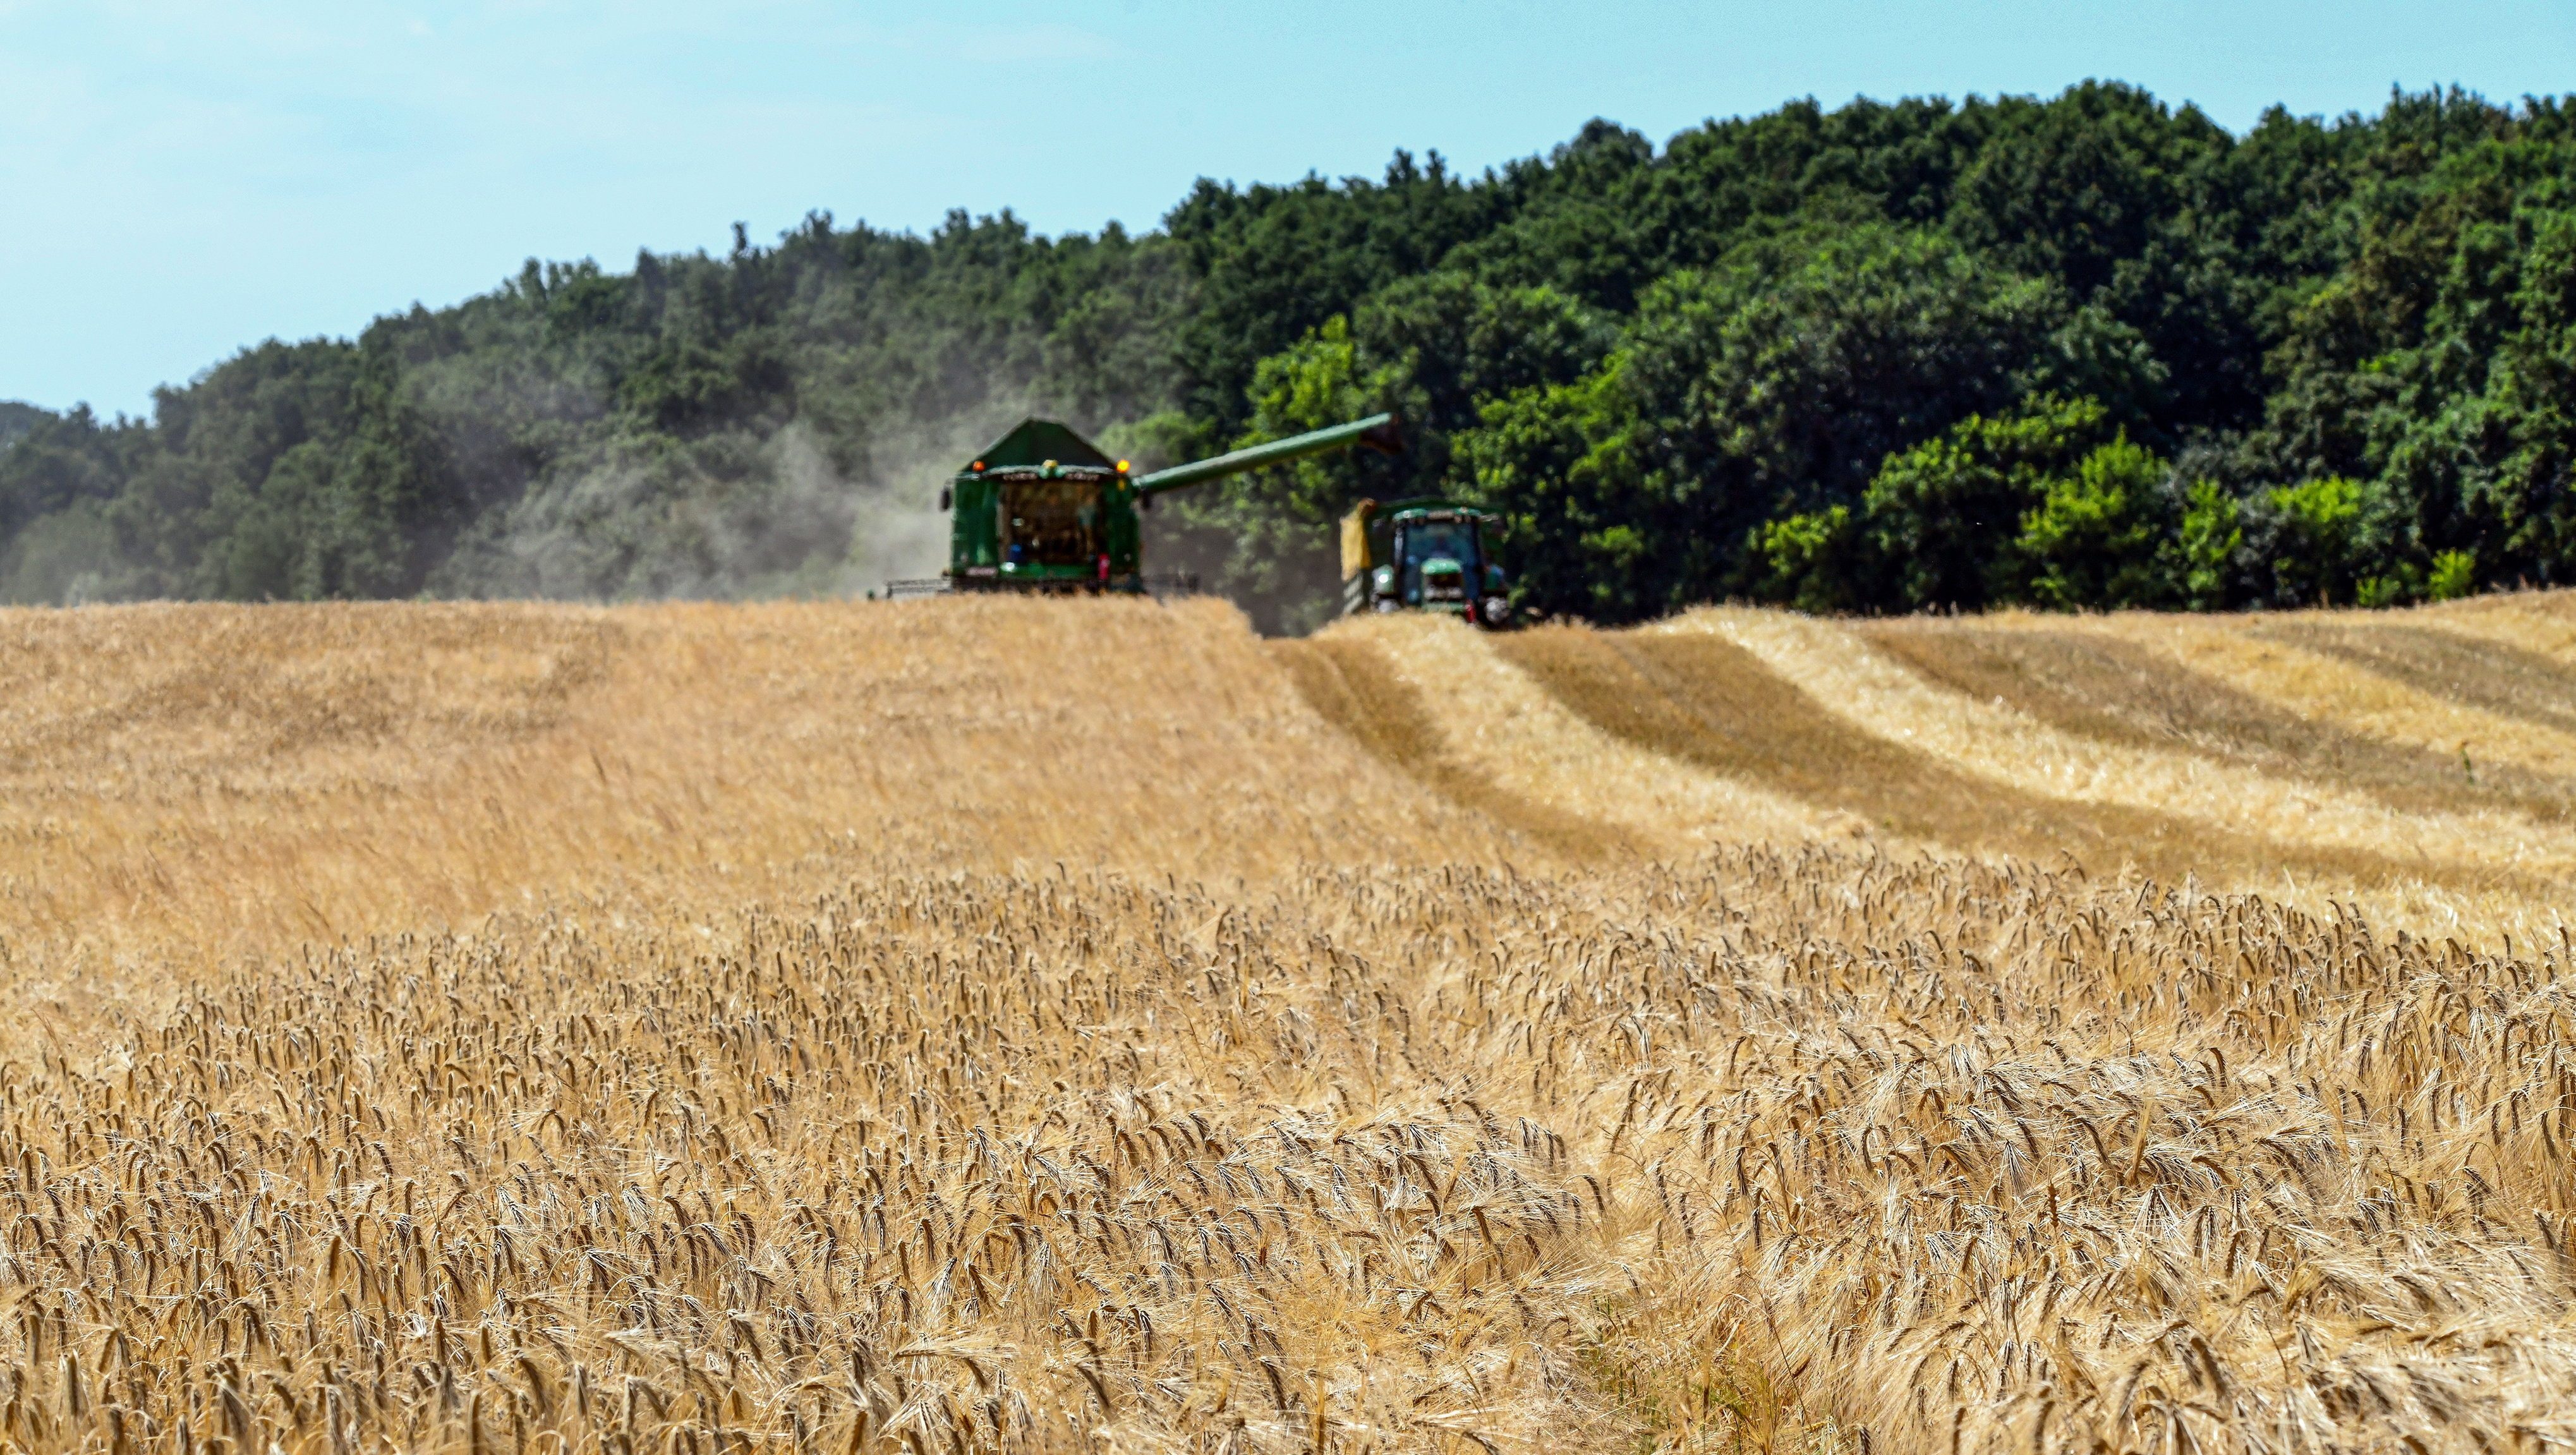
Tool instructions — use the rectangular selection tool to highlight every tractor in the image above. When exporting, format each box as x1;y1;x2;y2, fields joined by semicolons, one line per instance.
1339;498;1513;628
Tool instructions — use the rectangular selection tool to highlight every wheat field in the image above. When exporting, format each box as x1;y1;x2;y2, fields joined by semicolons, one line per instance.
7;593;2576;1454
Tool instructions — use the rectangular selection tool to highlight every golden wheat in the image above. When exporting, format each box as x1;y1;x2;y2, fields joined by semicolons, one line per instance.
1;593;2573;1453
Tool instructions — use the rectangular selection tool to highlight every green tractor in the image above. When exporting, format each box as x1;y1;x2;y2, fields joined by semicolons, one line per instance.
907;413;1401;593
1338;497;1513;628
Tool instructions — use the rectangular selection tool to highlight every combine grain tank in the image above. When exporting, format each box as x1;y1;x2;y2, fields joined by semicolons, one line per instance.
927;414;1400;593
1339;498;1513;627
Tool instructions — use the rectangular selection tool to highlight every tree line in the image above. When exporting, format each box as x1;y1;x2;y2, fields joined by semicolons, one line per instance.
3;84;2570;629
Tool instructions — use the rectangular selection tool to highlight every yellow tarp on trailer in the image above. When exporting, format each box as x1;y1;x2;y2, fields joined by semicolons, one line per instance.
1340;500;1376;582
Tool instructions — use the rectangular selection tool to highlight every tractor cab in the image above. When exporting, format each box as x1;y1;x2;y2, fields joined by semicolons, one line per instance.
1340;498;1511;627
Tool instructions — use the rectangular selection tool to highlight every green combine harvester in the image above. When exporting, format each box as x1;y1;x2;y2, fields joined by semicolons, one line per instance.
893;413;1401;595
1338;497;1513;628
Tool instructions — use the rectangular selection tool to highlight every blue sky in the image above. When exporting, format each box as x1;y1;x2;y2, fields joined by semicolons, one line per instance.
4;0;2572;417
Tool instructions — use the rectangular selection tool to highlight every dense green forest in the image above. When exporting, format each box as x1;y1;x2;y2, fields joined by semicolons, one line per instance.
5;83;2573;629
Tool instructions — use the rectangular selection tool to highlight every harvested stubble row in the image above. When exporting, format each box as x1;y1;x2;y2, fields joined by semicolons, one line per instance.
9;852;2576;1454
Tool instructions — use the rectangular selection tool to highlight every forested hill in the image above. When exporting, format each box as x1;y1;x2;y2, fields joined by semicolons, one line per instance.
6;83;2574;629
0;404;45;453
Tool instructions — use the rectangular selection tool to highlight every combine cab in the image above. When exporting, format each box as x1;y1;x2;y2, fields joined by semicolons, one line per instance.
917;414;1400;594
935;420;1132;591
1339;498;1513;627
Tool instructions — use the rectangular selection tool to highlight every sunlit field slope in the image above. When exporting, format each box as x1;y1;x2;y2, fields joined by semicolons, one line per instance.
7;592;2576;1454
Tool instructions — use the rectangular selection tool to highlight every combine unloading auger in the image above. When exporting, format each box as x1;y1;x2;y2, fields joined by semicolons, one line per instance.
1130;413;1400;499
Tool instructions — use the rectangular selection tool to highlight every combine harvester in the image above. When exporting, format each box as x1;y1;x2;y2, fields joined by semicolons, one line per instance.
889;413;1401;595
